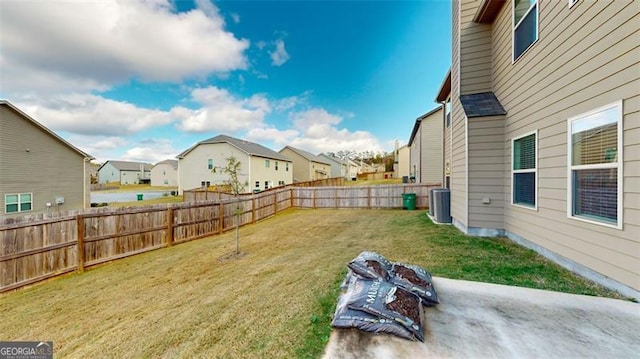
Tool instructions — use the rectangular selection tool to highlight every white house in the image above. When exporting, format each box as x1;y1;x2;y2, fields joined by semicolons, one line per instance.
318;153;350;179
97;160;152;185
151;159;178;187
177;134;293;194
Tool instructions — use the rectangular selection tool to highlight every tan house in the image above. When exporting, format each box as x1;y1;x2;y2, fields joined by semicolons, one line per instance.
279;146;331;182
151;159;178;187
177;134;292;194
435;0;639;298
97;160;152;185
0;100;93;216
393;144;410;180
408;107;444;185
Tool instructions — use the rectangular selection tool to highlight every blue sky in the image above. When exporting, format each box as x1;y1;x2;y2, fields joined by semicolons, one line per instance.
0;0;451;164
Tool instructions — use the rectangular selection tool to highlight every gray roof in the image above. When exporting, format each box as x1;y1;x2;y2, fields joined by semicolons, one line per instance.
281;146;331;165
178;134;290;161
101;160;153;172
154;159;178;170
459;92;507;118
318;153;347;166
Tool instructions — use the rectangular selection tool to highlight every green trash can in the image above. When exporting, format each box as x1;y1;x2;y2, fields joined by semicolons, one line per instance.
402;193;416;210
137;193;143;201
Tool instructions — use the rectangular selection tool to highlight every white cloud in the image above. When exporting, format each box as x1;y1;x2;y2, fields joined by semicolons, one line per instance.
13;94;175;136
0;0;248;95
245;127;299;147
121;139;180;164
231;13;241;24
256;41;267;50
270;39;290;67
176;86;271;133
274;91;311;112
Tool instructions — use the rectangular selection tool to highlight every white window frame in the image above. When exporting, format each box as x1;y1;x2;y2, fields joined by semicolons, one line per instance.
511;130;538;210
566;101;623;229
568;0;578;8
265;159;270;168
5;193;33;214
207;159;213;170
512;0;539;62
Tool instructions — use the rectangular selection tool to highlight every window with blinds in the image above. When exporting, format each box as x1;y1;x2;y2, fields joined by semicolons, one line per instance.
568;102;621;227
512;132;536;208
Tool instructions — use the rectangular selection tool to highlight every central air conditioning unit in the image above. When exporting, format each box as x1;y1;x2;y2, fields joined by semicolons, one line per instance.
432;188;451;224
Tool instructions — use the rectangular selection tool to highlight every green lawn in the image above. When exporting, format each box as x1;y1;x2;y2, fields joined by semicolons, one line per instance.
0;210;625;358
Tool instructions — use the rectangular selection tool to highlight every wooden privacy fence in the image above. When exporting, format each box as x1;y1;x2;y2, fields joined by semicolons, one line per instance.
0;183;439;292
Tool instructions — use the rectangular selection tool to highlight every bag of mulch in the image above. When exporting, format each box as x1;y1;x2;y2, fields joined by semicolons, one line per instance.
332;275;415;341
347;251;393;281
346;278;425;342
390;262;439;306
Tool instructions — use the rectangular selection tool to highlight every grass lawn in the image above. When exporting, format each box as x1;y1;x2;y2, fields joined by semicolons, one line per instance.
0;209;625;358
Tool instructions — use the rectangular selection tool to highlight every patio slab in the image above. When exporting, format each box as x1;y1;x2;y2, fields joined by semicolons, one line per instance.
323;277;640;359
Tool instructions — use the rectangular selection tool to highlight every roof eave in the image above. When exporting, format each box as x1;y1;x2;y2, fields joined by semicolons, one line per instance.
473;0;507;24
435;69;452;102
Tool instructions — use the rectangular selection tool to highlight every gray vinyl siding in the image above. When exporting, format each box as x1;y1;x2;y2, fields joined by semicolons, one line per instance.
409;129;421;181
468;116;506;229
0;106;88;216
459;0;492;95
451;0;468;227
490;0;640;290
98;162;120;184
420;110;444;184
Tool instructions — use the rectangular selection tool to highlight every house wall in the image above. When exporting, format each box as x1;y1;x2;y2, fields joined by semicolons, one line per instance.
459;0;493;95
409;127;421;181
468;115;505;231
311;161;330;180
279;148;309;182
249;156;293;191
420;109;444;184
451;0;468;228
150;164;177;186
0;105;88;216
119;170;150;185
178;143;250;193
397;145;410;178
98;162;120;184
487;0;639;291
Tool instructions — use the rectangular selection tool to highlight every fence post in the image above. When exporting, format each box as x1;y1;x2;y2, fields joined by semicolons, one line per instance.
290;188;294;208
166;207;174;247
313;188;317;209
273;191;277;215
252;196;256;224
218;203;224;234
76;214;85;273
367;187;371;209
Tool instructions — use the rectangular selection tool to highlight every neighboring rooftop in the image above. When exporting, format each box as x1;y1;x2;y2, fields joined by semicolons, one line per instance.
281;146;331;165
177;134;291;161
154;159;178;170
459;92;507;118
100;160;153;172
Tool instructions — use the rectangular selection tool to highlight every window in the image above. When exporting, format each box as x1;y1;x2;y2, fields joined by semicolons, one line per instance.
208;159;213;170
445;97;451;128
278;180;285;186
512;131;537;208
201;181;210;188
5;193;32;213
164;180;169;185
162;170;166;175
255;181;260;188
568;101;622;227
265;159;270;168
286;163;289;172
275;161;279;170
264;181;270;189
513;0;538;60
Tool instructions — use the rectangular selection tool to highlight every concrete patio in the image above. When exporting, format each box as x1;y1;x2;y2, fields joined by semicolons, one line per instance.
323;277;640;359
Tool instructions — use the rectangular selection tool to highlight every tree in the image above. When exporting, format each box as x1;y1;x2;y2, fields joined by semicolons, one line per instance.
212;156;246;255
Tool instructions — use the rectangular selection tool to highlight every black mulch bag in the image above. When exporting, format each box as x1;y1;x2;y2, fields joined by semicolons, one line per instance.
346;278;425;342
347;251;393;281
390;262;439;306
331;276;415;341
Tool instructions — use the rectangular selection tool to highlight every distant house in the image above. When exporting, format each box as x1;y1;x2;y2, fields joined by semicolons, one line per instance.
318;153;349;179
393;144;410;179
151;159;178;187
279;146;331;182
0;100;93;216
434;0;639;298
98;161;152;185
177;134;292;194
408;107;444;185
345;159;360;180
